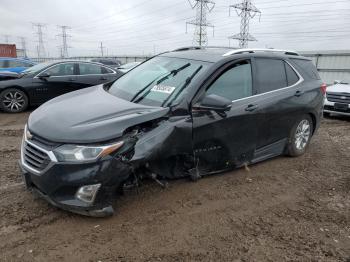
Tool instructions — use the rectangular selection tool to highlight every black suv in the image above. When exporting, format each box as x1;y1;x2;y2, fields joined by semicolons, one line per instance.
20;47;325;217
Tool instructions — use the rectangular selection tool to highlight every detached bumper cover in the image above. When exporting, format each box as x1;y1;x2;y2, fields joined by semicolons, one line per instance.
19;156;132;217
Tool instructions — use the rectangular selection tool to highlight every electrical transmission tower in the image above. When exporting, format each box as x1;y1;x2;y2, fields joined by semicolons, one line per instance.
186;0;215;47
57;25;71;58
19;37;27;57
229;0;260;48
33;23;46;58
99;42;106;57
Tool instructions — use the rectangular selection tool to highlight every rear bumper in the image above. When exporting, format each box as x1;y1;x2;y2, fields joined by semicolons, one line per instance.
19;155;132;217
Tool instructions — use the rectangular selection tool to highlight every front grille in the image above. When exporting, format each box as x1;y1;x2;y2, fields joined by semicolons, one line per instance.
23;142;51;172
326;92;350;104
324;105;350;113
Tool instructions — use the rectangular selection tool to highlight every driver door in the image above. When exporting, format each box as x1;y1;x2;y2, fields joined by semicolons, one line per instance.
32;62;78;103
192;59;261;173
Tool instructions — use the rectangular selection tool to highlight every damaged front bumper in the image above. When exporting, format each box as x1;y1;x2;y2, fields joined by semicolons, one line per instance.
19;155;132;217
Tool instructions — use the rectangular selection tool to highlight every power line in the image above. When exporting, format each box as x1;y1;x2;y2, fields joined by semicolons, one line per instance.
32;23;46;58
186;0;215;46
57;25;71;58
229;0;261;48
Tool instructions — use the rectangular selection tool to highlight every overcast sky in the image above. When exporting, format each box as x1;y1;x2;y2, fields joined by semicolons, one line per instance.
1;0;350;57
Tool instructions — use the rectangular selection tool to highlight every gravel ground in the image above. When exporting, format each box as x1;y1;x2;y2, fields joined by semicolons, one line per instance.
0;112;349;262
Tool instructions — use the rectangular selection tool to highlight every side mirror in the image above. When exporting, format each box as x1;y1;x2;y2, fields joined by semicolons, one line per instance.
195;94;232;112
38;72;50;79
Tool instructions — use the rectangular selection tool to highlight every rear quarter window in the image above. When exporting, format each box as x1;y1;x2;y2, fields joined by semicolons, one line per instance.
284;62;299;86
290;59;320;80
255;58;287;93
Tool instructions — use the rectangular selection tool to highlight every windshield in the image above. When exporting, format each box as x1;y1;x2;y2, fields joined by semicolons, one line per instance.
21;61;54;75
109;56;209;107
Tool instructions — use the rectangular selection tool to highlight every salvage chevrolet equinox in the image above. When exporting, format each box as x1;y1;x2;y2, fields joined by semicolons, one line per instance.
20;47;325;217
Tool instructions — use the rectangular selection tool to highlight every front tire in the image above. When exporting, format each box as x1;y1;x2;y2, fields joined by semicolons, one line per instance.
0;88;29;113
286;115;313;157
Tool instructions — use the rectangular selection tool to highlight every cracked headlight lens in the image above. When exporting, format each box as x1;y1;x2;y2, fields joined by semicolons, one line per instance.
53;141;124;162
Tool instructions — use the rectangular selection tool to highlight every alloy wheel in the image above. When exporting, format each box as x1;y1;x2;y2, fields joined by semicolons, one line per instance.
2;90;26;112
294;119;311;150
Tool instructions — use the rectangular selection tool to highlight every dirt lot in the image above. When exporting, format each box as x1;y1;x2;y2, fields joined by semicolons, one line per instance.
0;112;349;262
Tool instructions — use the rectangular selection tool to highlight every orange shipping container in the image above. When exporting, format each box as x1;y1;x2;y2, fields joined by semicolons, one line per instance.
0;44;17;57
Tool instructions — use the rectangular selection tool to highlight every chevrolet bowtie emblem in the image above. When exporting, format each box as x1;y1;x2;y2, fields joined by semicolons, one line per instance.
26;130;33;140
340;96;346;100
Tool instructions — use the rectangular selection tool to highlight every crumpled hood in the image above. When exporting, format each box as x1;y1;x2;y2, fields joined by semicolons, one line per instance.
28;85;169;143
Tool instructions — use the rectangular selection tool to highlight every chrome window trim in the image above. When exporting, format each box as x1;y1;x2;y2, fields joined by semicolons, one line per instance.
33;62;116;79
229;60;304;103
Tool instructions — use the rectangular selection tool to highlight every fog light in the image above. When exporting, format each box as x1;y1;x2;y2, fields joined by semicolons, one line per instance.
75;184;101;204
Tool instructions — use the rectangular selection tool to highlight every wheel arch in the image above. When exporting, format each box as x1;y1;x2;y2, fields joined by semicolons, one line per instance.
308;112;317;135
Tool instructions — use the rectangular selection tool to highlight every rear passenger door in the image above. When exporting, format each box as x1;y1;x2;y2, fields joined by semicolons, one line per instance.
253;57;302;149
76;63;117;87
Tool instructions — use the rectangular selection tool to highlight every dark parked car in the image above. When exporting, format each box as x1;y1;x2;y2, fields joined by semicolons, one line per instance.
0;60;123;113
20;47;324;217
90;58;122;68
0;71;20;81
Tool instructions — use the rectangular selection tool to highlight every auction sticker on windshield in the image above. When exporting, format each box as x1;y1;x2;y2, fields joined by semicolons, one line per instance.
151;84;175;94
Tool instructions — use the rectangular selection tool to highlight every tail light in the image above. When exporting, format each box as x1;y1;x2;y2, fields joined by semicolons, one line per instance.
320;83;327;95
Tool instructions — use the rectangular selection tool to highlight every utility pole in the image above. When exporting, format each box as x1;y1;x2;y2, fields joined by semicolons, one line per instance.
2;34;10;44
229;0;260;48
99;42;105;57
186;0;215;47
32;23;46;58
57;25;71;58
19;37;27;58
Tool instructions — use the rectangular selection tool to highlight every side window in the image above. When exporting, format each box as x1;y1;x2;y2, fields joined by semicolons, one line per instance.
255;58;287;94
79;63;104;75
290;59;320;80
0;60;6;68
284;62;299;86
45;63;75;76
206;61;252;101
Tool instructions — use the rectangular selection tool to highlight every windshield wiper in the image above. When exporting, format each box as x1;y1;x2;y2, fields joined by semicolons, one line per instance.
162;65;203;107
131;63;191;103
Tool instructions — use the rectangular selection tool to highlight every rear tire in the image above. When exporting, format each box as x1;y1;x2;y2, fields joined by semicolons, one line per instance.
0;88;28;113
286;115;313;157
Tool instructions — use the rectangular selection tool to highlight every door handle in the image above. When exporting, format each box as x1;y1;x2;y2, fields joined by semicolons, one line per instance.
245;104;259;112
294;90;304;97
68;78;75;81
100;77;108;80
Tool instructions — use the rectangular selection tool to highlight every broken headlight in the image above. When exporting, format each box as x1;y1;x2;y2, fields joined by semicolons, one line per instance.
53;141;124;162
